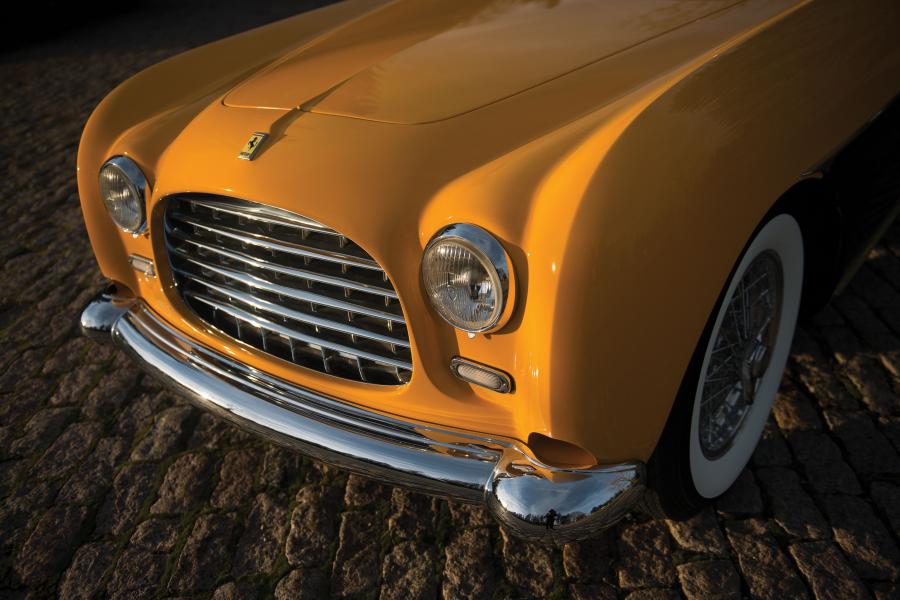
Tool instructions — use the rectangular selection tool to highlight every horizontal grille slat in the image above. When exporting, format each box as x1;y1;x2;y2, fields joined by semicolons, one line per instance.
186;198;341;235
165;195;412;385
166;229;398;299
172;214;383;270
185;293;413;371
172;257;404;323
186;276;411;348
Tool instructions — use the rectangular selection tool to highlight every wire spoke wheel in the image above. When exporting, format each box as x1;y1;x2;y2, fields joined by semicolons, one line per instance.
698;251;783;458
684;212;803;503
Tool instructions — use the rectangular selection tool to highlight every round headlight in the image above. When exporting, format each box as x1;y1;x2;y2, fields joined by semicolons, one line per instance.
421;224;515;333
99;156;148;234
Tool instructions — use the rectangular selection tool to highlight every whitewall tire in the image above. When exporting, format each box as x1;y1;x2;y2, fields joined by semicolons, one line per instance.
644;211;804;517
688;214;804;498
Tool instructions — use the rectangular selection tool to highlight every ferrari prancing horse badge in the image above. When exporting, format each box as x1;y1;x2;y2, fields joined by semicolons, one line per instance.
238;132;268;161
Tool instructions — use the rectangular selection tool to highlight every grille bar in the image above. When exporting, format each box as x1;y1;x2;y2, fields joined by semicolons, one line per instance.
165;195;412;385
185;294;413;370
187;276;410;348
166;229;398;298
186;198;341;235
171;258;404;323
174;215;383;270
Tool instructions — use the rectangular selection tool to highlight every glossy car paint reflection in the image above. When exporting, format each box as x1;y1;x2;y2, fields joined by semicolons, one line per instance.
223;0;744;122
77;0;900;468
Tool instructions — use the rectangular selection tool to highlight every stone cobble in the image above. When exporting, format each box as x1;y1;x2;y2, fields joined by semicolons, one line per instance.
1;1;900;598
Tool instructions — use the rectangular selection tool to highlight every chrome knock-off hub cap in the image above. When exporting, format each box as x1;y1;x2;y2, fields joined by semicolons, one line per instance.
699;251;783;459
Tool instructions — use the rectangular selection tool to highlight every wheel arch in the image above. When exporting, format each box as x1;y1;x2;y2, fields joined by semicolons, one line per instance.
773;177;843;316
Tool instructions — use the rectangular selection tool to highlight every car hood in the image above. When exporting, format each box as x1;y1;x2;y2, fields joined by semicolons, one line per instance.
223;0;741;124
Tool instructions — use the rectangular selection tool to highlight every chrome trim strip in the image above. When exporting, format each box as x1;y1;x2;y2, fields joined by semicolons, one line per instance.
114;301;491;499
185;293;414;370
184;198;340;235
172;214;382;270
167;229;398;298
82;291;645;544
173;259;404;323
186;277;410;348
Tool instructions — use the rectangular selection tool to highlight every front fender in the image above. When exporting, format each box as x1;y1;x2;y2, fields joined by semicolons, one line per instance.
534;0;900;462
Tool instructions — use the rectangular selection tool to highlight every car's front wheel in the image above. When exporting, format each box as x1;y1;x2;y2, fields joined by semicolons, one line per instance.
645;211;804;518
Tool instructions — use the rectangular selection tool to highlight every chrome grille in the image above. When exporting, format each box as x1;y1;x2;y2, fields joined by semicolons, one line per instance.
164;195;412;385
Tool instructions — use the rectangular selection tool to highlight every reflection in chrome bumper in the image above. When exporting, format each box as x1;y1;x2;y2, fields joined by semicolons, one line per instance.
80;291;645;543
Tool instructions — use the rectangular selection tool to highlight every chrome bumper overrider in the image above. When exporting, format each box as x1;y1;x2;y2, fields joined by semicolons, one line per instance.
80;290;645;543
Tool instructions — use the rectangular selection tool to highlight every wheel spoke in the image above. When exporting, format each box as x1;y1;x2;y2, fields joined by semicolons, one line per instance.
698;251;783;458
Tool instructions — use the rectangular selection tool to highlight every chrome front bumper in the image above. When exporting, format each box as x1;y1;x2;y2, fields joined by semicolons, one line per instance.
81;290;645;544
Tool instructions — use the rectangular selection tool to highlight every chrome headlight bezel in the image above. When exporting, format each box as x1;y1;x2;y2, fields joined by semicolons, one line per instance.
98;156;149;234
421;223;516;333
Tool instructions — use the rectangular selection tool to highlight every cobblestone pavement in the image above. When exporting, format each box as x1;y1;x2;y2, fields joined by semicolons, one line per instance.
2;2;900;599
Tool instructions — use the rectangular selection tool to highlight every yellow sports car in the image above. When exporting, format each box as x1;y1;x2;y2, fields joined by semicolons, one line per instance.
77;0;900;543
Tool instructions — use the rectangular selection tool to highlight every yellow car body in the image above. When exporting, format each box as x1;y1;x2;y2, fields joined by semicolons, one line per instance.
77;0;900;541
